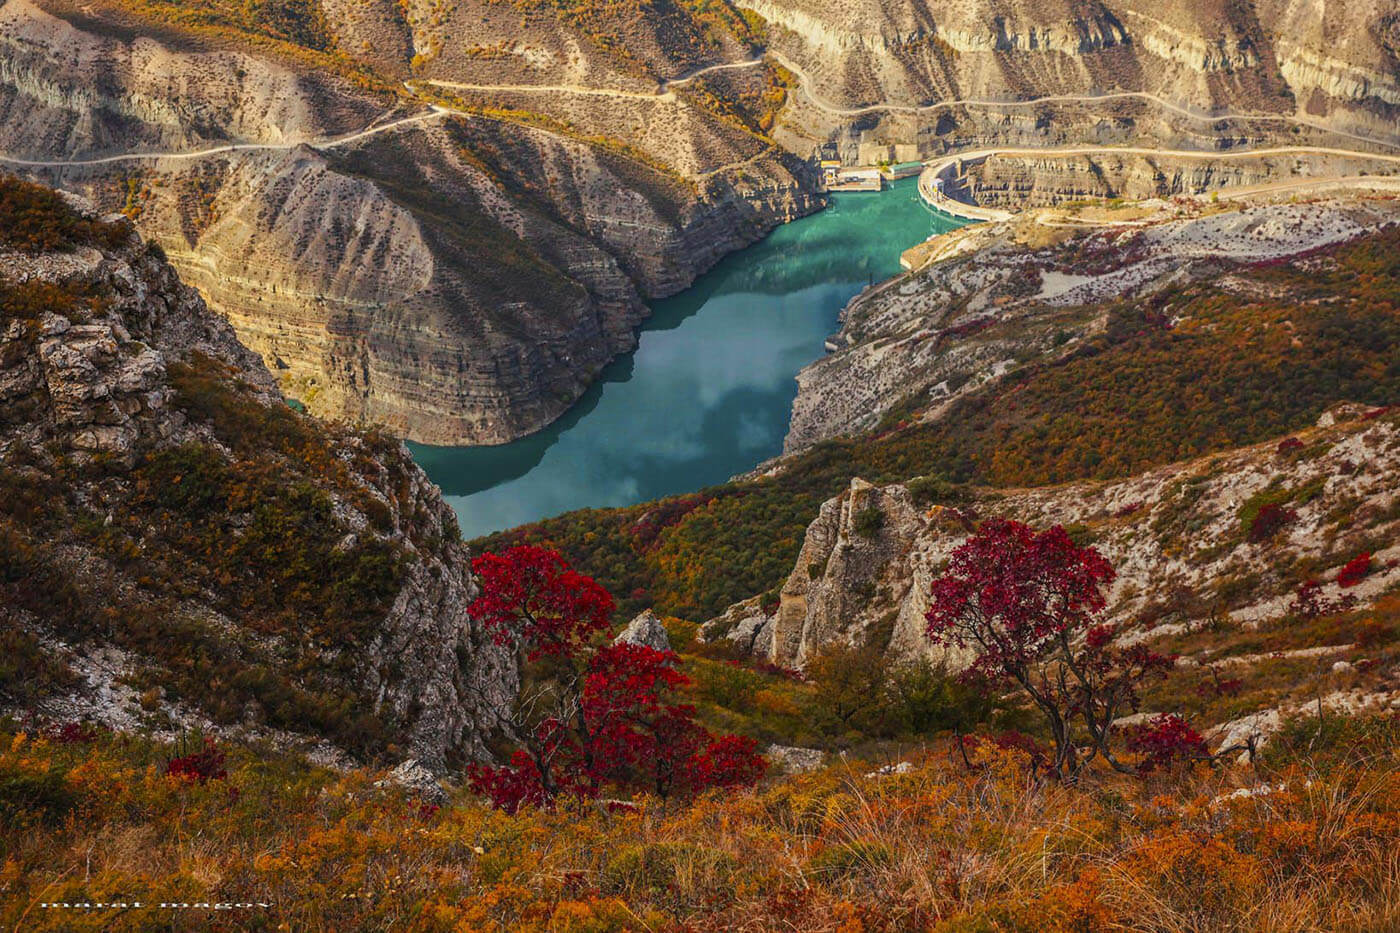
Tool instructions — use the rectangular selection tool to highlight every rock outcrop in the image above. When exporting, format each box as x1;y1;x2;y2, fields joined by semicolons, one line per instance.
768;478;932;669
722;407;1400;671
614;610;673;652
0;181;514;769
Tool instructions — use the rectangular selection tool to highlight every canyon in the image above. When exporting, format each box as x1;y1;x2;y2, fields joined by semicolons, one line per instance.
1;0;1397;447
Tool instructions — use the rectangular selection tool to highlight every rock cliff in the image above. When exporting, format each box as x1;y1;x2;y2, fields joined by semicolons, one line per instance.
0;179;514;769
4;0;1396;448
0;0;818;444
723;407;1400;672
757;0;1400;152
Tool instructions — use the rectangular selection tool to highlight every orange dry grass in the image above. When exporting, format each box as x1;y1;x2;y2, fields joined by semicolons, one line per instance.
1;720;1398;932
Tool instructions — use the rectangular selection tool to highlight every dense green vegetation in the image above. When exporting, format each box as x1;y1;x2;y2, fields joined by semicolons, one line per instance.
476;227;1400;621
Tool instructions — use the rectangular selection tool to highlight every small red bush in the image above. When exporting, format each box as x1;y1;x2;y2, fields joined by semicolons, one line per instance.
1289;580;1356;619
165;739;228;784
1276;437;1304;455
1337;552;1372;588
44;721;97;744
1127;714;1208;773
1249;503;1296;543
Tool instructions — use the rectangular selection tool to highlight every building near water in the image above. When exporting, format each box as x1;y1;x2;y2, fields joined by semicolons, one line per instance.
819;159;843;187
829;167;883;191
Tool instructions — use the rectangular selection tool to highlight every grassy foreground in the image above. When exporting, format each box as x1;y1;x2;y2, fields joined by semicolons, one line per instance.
2;713;1397;932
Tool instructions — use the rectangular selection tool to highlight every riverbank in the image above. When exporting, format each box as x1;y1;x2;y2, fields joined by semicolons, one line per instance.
412;178;967;538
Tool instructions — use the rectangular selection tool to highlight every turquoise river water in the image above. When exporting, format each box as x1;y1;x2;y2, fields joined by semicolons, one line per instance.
409;176;967;539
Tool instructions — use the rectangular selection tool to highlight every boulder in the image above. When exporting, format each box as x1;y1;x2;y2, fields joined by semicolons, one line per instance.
375;759;447;805
613;610;671;652
766;744;826;774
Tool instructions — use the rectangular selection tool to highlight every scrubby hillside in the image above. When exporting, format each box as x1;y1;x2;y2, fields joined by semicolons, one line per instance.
475;199;1400;624
3;708;1398;931
0;177;513;768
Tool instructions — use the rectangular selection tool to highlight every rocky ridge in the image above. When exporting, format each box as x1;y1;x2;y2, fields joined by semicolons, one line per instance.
786;194;1400;454
0;182;514;769
708;405;1400;690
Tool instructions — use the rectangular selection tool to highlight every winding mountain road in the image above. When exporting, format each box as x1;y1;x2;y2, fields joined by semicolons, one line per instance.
765;51;1400;154
4;51;1398;197
918;144;1400;221
406;57;767;106
0;108;455;167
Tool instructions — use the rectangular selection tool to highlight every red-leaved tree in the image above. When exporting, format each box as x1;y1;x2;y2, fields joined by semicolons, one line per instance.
466;546;764;811
925;519;1173;781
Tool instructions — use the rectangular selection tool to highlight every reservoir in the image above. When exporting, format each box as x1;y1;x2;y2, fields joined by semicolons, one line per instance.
410;177;967;539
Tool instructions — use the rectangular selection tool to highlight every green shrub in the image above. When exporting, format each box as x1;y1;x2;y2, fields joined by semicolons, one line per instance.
853;507;884;538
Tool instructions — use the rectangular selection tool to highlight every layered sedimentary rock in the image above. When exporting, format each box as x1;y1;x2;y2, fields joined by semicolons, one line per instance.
0;0;817;444
2;0;1396;447
756;0;1400;149
0;187;514;768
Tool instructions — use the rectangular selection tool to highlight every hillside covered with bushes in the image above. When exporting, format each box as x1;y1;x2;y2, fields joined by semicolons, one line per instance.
476;221;1400;621
0;176;513;769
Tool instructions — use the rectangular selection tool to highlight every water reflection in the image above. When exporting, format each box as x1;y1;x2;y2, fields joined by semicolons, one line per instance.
409;178;967;539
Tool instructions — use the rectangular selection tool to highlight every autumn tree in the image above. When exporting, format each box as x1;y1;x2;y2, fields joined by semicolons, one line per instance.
466;546;764;811
804;640;889;736
924;519;1172;781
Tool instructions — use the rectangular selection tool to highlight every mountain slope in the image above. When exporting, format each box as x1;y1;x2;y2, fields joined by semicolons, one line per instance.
0;177;514;768
475;196;1400;625
0;0;816;443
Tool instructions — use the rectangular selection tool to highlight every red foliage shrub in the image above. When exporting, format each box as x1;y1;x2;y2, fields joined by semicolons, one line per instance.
165;739;228;784
925;519;1171;780
44;721;97;744
1249;503;1296;543
1276;437;1304;455
469;545;614;661
1126;714;1208;773
1289;580;1356;619
466;547;765;812
1337;552;1372;589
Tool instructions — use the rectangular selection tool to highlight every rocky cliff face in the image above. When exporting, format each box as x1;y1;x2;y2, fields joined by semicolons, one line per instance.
786;194;1400;454
717;406;1400;672
0;0;819;444
0;180;514;769
4;0;1394;449
757;0;1400;151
